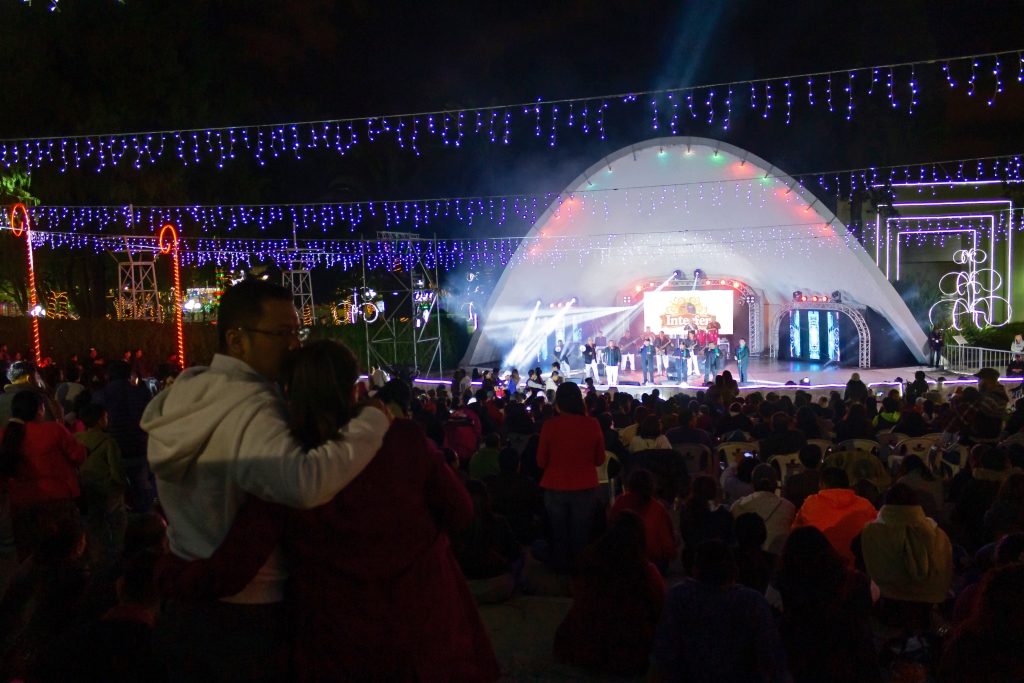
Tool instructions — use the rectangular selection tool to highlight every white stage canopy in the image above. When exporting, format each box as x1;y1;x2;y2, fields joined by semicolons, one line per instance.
463;137;927;367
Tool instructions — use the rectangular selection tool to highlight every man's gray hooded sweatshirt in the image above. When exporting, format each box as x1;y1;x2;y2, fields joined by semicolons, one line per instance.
141;354;388;604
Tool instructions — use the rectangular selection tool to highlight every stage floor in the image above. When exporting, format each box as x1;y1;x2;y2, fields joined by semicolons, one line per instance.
413;358;981;401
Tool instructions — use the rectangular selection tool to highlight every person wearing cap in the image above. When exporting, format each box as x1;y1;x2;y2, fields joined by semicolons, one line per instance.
730;464;796;555
791;467;878;566
0;361;54;427
843;372;869;403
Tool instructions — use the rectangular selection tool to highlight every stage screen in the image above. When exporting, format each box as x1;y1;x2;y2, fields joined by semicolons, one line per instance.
785;309;841;363
643;290;734;335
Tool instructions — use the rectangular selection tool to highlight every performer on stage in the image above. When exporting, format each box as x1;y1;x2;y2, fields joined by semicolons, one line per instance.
583;337;599;381
683;331;700;378
553;340;572;377
605;340;621;386
640;337;656;385
594;329;607;365
704;341;723;384
619;330;636;373
735;338;749;384
655;330;673;379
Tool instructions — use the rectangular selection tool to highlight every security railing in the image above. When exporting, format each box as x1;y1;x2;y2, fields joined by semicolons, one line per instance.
943;345;1016;375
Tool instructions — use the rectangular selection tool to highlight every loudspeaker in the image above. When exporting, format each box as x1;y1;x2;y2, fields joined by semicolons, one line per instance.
618;380;642;386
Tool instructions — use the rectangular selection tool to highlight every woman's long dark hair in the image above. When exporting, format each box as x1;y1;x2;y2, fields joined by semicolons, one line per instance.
628;468;655;507
795;405;821;439
0;390;43;477
682;475;719;529
579;511;649;601
284;340;360;449
554;382;587;416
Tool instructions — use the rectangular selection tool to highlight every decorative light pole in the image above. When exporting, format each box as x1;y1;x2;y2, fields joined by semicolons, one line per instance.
10;203;42;364
159;223;185;368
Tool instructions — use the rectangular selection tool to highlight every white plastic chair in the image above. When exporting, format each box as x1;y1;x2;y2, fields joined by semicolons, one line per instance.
674;443;714;479
838;439;879;454
716;441;758;471
768;452;803;483
806;439;835;457
876;432;909;459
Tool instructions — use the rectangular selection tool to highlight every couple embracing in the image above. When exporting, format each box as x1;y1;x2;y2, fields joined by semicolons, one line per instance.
142;279;499;682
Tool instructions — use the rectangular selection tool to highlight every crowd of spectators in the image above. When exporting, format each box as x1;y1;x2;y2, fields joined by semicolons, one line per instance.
2;286;1024;680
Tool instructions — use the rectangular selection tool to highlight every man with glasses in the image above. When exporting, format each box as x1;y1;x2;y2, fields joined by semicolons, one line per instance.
142;279;390;681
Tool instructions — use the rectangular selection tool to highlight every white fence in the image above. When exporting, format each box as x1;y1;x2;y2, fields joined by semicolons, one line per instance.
943;345;1015;375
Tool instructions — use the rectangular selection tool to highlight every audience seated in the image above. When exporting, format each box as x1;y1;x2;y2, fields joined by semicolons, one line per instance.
679;476;734;573
939;562;1024;683
730;464;795;554
611;469;677;572
860;484;953;632
664;408;712;448
469;432;502;479
776;526;879;683
651;540;789;683
482;447;545;545
791;468;878;565
734;512;776;595
452;480;523;604
629;415;672;453
758;411;807;461
783;445;823;511
895;454;944;521
554;511;664;677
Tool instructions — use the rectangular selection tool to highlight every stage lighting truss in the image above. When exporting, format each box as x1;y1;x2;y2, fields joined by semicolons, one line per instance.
792;291;830;303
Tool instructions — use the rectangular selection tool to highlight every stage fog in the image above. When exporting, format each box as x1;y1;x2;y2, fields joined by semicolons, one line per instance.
462;138;927;373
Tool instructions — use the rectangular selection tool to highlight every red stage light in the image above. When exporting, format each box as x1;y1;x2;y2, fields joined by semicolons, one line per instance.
822;295;829;302
811;296;818;302
704;279;711;285
800;295;807;302
719;279;726;285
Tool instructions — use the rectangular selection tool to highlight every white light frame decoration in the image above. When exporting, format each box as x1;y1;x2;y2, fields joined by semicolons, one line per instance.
928;248;1011;330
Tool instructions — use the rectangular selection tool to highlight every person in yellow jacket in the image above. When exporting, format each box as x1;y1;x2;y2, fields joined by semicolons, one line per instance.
76;403;127;565
861;483;953;609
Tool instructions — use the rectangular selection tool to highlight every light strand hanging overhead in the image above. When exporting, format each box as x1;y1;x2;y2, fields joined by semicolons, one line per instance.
1;223;891;272
15;150;1024;234
0;49;1022;173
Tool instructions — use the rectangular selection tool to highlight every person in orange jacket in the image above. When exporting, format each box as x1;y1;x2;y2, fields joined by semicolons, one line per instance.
791;467;878;566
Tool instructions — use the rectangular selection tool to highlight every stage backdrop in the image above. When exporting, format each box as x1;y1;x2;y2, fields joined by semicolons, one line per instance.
643;290;734;335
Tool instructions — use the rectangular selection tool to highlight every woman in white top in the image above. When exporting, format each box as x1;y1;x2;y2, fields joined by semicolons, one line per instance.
1012;334;1024;354
628;415;672;453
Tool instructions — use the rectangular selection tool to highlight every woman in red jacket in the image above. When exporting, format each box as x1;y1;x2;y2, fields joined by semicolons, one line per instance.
536;382;606;574
157;341;500;682
0;390;86;560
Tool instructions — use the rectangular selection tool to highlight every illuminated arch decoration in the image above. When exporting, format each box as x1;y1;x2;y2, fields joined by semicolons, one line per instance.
928;248;1011;330
464;137;926;367
10;203;41;364
159;224;185;368
769;302;871;369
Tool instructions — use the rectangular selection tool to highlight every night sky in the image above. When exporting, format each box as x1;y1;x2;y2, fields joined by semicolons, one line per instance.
0;0;1022;240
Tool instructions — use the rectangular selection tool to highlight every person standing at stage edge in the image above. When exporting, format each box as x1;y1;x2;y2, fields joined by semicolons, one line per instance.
735;339;750;384
928;326;944;368
583;338;599;382
619;330;636;374
141;279;391;681
605;340;621;387
704;341;723;384
640;337;657;386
